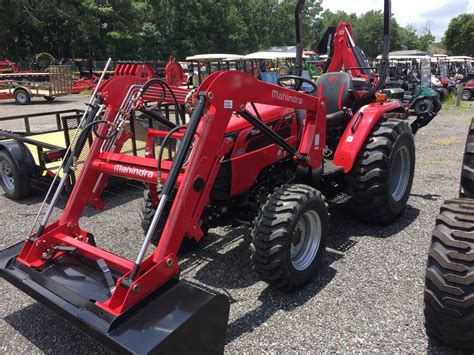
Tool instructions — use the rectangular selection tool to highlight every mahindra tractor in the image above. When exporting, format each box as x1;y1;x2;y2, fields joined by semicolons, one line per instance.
0;0;434;352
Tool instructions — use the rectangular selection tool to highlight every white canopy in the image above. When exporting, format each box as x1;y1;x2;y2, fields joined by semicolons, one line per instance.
376;54;431;60
185;54;243;61
244;51;309;60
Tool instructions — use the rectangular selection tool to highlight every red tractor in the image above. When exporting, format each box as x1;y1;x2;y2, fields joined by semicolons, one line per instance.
0;0;434;352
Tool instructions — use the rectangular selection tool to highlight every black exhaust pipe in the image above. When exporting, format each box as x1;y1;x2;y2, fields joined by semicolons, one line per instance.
355;0;391;109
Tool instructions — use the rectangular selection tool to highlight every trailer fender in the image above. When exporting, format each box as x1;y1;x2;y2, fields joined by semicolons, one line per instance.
13;86;33;97
0;140;36;177
333;100;404;173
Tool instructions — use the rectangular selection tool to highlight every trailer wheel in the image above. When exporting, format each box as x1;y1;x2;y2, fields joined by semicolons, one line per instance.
0;150;31;200
140;189;205;253
460;119;474;198
347;118;415;224
461;89;473;101
414;98;434;115
44;96;55;102
423;198;474;351
14;89;31;105
250;184;328;290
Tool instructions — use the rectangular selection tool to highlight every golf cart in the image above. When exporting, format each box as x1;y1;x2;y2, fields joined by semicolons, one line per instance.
381;54;442;114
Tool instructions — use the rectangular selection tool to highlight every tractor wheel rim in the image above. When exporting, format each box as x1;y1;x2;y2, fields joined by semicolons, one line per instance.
462;92;470;100
1;160;15;191
389;146;411;202
17;92;27;103
291;210;321;271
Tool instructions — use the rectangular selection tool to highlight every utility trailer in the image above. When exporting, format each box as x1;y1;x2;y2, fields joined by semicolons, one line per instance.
0;99;186;200
0;65;73;104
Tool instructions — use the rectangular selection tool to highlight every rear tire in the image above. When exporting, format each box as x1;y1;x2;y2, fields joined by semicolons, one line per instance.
423;199;474;351
414;98;435;115
461;89;472;101
0;150;31;200
460;119;474;198
14;89;30;105
432;97;442;113
347;118;415;224
140;189;205;253
250;184;329;290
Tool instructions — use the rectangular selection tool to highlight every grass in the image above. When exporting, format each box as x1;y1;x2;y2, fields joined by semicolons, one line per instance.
442;93;470;111
79;89;92;96
419;159;441;167
433;137;457;145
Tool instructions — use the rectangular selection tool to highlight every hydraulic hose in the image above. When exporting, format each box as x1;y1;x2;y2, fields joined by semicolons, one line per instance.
157;125;187;187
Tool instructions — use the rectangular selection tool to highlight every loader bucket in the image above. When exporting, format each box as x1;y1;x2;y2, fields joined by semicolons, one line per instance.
0;242;230;354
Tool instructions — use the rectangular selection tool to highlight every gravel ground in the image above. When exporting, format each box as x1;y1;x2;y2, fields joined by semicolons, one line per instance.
0;98;473;353
0;94;88;131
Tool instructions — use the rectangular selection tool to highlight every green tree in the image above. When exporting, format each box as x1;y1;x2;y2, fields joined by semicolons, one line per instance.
444;13;474;55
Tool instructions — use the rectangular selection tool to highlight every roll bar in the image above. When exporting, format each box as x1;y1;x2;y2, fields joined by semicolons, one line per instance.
294;0;305;76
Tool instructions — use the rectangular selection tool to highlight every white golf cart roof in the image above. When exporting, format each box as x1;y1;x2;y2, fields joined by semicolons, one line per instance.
376;54;431;61
444;56;473;62
185;54;243;61
244;51;309;60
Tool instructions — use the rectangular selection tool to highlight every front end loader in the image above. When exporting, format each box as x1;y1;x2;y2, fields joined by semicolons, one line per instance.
0;0;432;352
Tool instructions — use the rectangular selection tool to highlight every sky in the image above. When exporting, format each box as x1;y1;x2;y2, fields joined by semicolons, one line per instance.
321;0;474;41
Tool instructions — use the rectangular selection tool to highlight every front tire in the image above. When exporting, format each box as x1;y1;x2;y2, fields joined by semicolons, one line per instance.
140;189;204;253
347;118;415;224
423;199;474;351
0;150;31;200
250;184;329;290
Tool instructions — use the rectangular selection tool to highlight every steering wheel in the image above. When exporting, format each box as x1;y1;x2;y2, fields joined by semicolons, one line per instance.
277;75;317;94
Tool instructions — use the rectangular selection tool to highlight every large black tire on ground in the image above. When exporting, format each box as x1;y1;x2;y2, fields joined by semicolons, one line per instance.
14;88;31;105
347;118;415;224
250;184;329;290
423;198;474;351
414;98;435;116
140;189;204;253
460;119;474;198
0;150;31;200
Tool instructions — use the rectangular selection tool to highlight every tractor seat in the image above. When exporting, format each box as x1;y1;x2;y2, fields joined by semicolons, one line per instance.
315;72;354;127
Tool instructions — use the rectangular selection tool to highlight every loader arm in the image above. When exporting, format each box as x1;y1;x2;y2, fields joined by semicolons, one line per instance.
1;70;326;350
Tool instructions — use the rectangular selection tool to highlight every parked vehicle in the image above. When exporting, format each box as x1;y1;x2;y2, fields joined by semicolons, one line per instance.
461;79;474;101
423;119;474;351
0;1;437;352
382;56;442;114
0;65;72;104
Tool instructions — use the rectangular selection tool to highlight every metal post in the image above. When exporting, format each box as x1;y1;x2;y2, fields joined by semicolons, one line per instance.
456;83;464;107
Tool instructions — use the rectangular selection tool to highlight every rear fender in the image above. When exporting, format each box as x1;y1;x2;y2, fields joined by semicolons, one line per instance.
0;140;36;177
333;100;404;172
